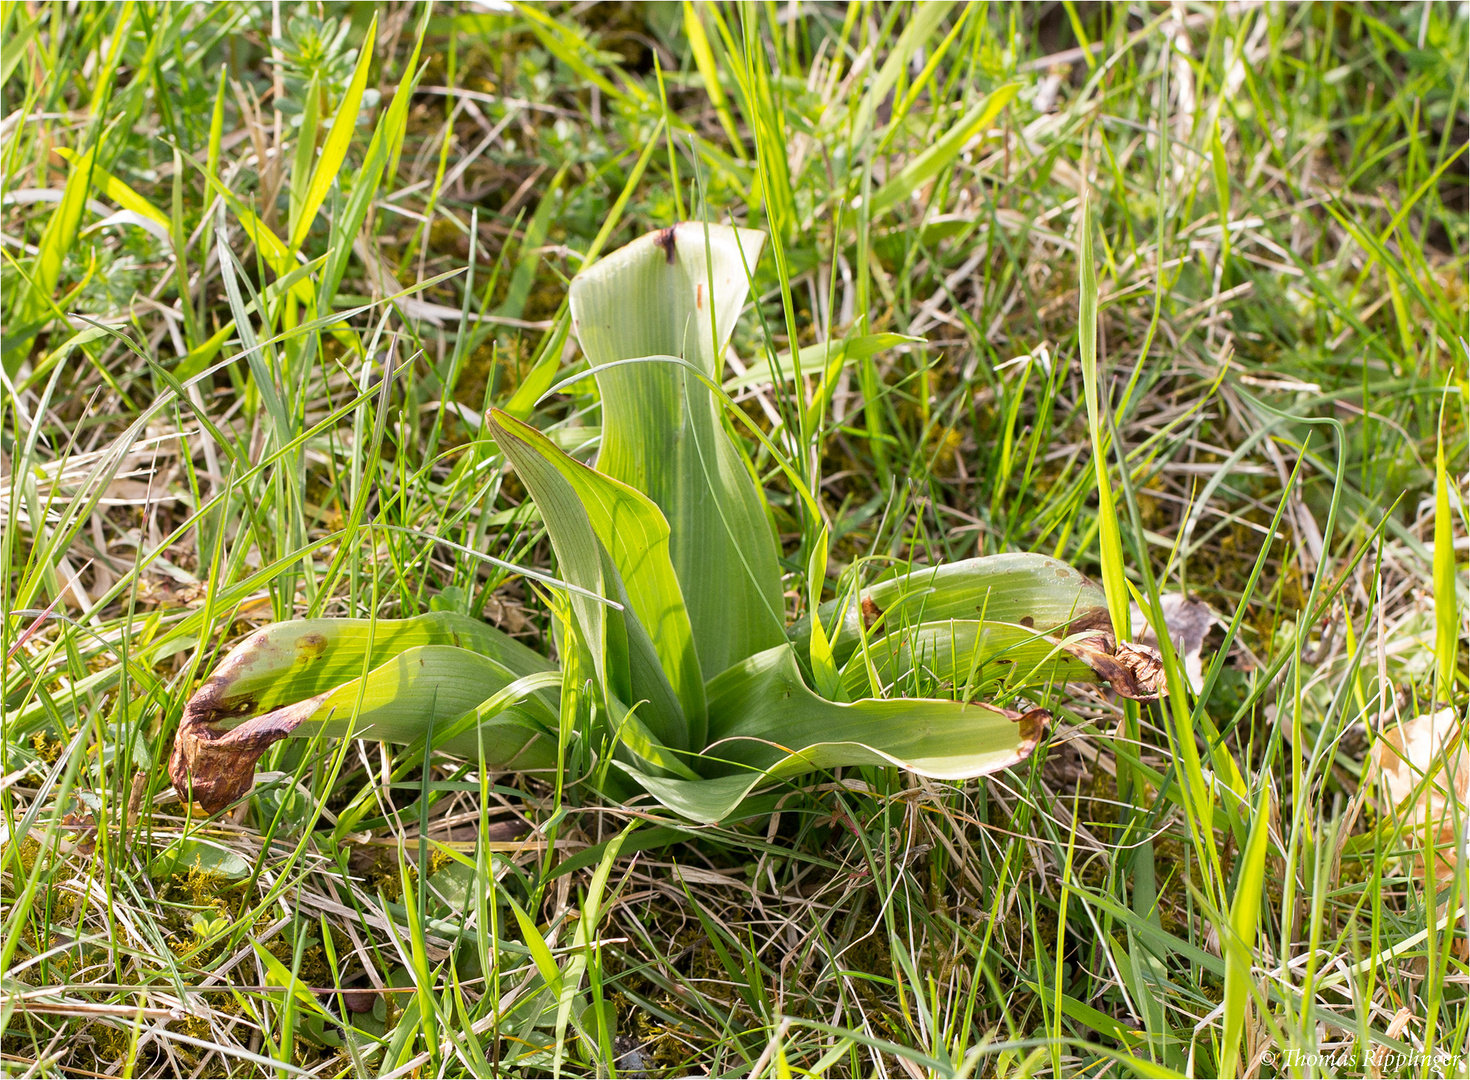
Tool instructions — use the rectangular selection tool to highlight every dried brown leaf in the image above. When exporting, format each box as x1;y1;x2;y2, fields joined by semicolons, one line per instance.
1372;707;1469;883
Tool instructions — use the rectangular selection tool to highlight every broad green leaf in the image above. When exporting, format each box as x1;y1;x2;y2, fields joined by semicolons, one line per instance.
172;612;553;717
487;409;693;753
150;836;251;881
795;552;1112;665
569;223;786;676
246;644;556;752
489;409;705;743
289;14;377;252
173;643;558;810
168;615;560;811
622;644;1041;824
840;619;1165;702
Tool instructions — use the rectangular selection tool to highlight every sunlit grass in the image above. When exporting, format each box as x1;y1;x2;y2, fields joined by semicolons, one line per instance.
1;2;1467;1077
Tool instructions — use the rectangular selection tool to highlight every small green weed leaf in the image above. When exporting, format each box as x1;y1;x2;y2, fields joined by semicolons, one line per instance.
151;837;251;881
805;526;842;700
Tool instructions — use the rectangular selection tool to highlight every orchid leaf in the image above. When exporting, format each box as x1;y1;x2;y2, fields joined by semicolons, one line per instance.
568;223;786;676
169;616;560;812
488;408;706;745
620;644;1046;824
795;552;1113;665
487;408;696;752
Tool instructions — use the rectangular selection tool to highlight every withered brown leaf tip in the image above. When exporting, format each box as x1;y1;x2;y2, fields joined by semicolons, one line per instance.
1061;633;1169;701
168;638;330;814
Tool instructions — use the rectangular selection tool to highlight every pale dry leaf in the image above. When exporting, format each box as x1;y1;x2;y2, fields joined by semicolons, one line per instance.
1372;707;1469;884
1131;593;1213;693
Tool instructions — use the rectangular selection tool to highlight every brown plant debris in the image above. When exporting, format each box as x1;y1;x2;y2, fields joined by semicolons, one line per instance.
1372;707;1469;884
1062;633;1169;701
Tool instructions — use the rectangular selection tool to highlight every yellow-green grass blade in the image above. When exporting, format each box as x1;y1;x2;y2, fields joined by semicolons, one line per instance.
621;645;1043;824
846;0;955;144
1220;781;1273;1076
52;147;170;230
0;5;39;87
10;145;95;366
1435;428;1457;701
489;408;706;748
318;8;428;309
722;332;921;393
794;552;1112;666
1076;189;1131;639
192;164;316;305
682;1;744;154
868;82;1019;217
289;13;377;253
569;223;787;676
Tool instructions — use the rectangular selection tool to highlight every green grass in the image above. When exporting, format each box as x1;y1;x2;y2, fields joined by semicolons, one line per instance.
2;2;1468;1076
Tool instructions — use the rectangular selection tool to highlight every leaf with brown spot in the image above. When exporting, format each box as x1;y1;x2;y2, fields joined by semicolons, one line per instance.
168;615;561;813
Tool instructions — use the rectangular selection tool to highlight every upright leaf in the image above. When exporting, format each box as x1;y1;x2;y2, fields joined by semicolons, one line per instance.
488;409;695;752
568;224;786;677
490;409;706;743
1220;782;1273;1076
1077;190;1131;638
290;14;377;252
868;83;1020;217
1435;429;1457;701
